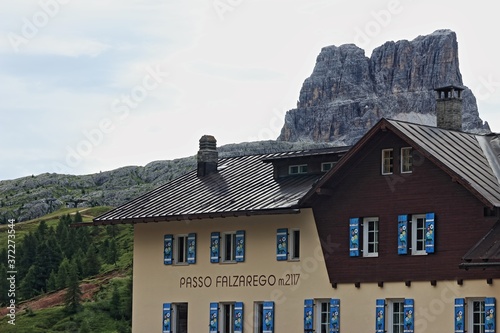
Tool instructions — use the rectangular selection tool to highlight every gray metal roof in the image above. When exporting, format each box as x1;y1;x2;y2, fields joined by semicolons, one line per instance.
94;153;321;224
461;221;500;268
387;119;500;207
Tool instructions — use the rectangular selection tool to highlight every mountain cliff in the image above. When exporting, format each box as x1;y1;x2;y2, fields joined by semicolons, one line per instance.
278;29;490;144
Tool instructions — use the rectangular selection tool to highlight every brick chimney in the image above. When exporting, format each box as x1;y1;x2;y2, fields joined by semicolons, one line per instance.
197;135;218;177
435;85;464;131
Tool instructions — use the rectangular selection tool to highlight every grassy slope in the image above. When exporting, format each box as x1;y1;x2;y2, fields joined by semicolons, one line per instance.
0;207;133;333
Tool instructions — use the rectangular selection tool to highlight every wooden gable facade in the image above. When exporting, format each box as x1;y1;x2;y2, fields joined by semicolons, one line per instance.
304;119;500;286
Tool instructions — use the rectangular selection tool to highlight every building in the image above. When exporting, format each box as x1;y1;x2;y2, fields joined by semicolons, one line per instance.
93;86;499;332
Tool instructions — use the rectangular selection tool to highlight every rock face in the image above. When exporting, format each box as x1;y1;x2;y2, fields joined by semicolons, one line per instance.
278;29;490;145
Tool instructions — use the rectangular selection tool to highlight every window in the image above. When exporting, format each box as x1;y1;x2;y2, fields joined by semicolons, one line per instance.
321;162;334;172
289;164;308;175
221;303;235;333
254;302;274;333
469;299;485;333
163;303;188;333
304;299;340;333
401;147;413;173
363;217;379;257
175;235;188;264
212;231;245;263
276;228;300;261
376;299;414;333
164;234;196;265
382;149;393;175
388;299;404;333
223;232;237;262
398;213;435;255
411;214;426;255
456;297;496;333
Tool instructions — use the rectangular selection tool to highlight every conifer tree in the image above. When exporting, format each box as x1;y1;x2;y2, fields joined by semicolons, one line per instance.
47;270;58;292
110;284;122;320
74;211;83;223
20;265;38;300
57;257;70;289
107;238;119;265
84;245;101;277
64;260;82;314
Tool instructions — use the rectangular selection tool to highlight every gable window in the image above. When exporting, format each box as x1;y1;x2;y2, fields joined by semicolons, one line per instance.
289;164;308;175
276;228;300;261
363;217;379;257
321;162;334;172
398;213;435;255
401;147;413;173
382;149;394;175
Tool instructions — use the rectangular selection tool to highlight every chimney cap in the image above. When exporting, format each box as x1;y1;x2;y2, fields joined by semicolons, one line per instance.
434;85;464;92
199;135;217;150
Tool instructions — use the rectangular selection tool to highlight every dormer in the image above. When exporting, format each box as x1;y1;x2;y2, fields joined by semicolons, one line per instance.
262;146;351;179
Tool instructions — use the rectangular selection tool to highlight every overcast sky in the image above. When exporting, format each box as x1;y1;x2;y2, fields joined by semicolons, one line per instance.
1;0;499;181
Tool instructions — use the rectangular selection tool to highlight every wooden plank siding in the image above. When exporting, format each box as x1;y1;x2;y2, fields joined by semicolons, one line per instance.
311;130;500;284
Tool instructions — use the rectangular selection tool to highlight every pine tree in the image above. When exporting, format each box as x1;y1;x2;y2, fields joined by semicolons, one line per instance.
57;257;70;289
64;260;82;314
110;284;122;320
107;238;119;265
47;270;57;292
74;211;83;223
83;245;100;277
20;265;38;300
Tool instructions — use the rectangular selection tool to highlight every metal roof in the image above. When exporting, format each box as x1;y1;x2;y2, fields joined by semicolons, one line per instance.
93;153;321;224
460;221;500;268
387;119;500;207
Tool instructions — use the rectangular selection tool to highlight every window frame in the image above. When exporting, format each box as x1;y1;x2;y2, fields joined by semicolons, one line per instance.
174;234;189;265
411;214;427;255
363;217;379;257
321;162;334;172
468;298;486;333
387;299;405;333
172;302;188;333
222;232;237;263
221;302;235;333
381;149;394;175
400;147;413;173
316;299;330;333
289;164;308;175
289;229;300;260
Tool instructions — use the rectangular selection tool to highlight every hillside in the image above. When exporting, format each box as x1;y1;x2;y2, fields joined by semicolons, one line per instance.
0;207;133;332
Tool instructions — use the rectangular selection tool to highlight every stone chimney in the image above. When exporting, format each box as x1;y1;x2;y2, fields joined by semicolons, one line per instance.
197;135;218;177
434;85;464;131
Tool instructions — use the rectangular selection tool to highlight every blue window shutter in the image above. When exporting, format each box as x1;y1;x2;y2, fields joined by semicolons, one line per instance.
236;230;245;262
263;301;275;333
209;302;219;333
304;299;314;332
210;232;220;263
330;298;340;333
162;303;171;333
277;228;288;261
425;212;435;253
485;297;496;333
349;218;360;257
187;233;196;264
398;214;408;255
234;302;244;333
404;298;414;333
454;298;465;333
375;299;385;333
164;235;173;265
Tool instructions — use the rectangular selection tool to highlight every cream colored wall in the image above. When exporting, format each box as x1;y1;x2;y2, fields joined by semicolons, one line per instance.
131;209;498;333
132;209;334;333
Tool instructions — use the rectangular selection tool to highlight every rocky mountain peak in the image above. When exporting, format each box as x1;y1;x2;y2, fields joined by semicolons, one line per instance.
279;29;489;145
